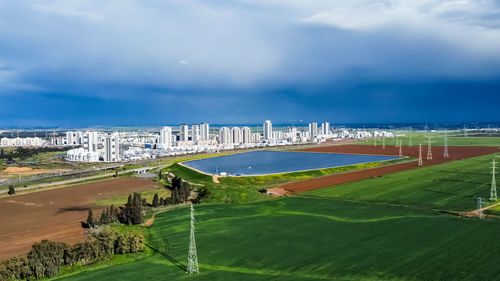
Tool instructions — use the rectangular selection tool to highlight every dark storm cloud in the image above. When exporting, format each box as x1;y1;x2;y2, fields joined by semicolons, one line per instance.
0;0;499;127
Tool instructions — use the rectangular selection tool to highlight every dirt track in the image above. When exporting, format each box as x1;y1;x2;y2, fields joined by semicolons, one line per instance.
271;145;499;195
0;178;161;260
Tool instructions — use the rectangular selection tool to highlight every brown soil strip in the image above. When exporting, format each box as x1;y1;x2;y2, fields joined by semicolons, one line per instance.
269;145;499;195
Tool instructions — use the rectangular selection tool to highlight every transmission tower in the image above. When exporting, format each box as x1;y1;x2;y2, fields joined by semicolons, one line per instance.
418;144;423;166
187;204;199;274
491;159;497;201
408;128;412;147
398;140;403;157
382;137;385;149
443;131;449;158
477;197;485;220
426;136;433;160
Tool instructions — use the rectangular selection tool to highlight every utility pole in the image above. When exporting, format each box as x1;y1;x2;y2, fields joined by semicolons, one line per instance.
408;127;413;147
491;159;497;201
418;144;423;166
187;204;199;274
426;136;433;160
477;197;485;220
382;137;385;149
398;140;403;157
443;131;449;158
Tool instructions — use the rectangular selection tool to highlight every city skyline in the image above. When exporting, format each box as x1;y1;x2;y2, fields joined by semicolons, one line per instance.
1;1;500;127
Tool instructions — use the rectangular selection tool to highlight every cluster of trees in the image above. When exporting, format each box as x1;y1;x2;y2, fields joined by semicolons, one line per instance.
86;193;144;228
0;227;144;280
7;185;15;195
0;146;72;161
151;176;191;207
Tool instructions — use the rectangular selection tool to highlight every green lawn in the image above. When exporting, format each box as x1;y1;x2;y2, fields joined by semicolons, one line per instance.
358;131;500;147
53;197;500;281
303;153;500;212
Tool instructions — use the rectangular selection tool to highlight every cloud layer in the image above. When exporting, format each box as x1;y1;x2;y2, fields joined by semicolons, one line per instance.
0;0;499;126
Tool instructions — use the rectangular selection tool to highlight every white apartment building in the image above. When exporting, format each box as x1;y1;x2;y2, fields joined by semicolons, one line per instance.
218;127;231;145
83;131;99;152
200;123;210;141
242;127;251;144
231;127;242;144
180;124;189;141
192;124;200;142
104;133;120;162
263;120;272;140
160;126;172;148
308;122;318;138
321;122;330;136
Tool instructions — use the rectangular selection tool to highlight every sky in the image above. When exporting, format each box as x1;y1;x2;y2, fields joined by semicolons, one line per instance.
0;0;499;127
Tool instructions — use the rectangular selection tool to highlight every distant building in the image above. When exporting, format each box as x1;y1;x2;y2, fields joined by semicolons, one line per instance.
218;127;231;144
160;126;172;148
180;124;189;141
192;124;200;142
242;127;251;143
321;122;330;136
231;127;242;144
251;133;261;143
104;133;120;162
200;123;210;141
83;131;99;152
308;122;318;138
263;120;272;140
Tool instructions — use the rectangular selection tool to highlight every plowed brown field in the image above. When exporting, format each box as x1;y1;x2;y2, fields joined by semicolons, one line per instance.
0;178;161;260
270;145;499;196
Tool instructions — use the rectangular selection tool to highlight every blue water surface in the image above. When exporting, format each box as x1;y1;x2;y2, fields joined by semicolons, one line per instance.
182;151;401;176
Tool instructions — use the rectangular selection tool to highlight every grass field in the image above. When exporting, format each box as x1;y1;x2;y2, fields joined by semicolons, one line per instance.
54;196;500;281
303;152;500;212
358;131;500;147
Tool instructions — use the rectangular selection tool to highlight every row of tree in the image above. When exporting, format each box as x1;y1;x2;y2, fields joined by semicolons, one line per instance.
0;146;72;161
0;227;144;280
151;176;191;207
86;193;145;228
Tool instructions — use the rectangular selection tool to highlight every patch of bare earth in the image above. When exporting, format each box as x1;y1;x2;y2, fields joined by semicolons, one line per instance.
0;177;162;260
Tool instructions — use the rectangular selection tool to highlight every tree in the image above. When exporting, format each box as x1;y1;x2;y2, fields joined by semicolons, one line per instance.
7;185;15;195
86;209;95;228
152;193;159;208
27;240;68;279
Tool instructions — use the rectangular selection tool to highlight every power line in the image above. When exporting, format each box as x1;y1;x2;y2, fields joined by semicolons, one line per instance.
491;159;497;201
187;204;199;274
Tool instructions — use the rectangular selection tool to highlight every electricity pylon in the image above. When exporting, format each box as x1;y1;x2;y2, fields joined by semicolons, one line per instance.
398;140;403;157
408;127;413;147
426;136;433;160
477;197;485;220
382;137;385;149
187;204;199;274
443;131;449;158
491;159;497;201
418;144;423;166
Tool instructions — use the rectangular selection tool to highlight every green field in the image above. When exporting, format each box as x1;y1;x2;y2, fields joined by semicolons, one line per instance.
54;196;500;281
49;150;500;281
304;152;500;212
358;131;500;147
